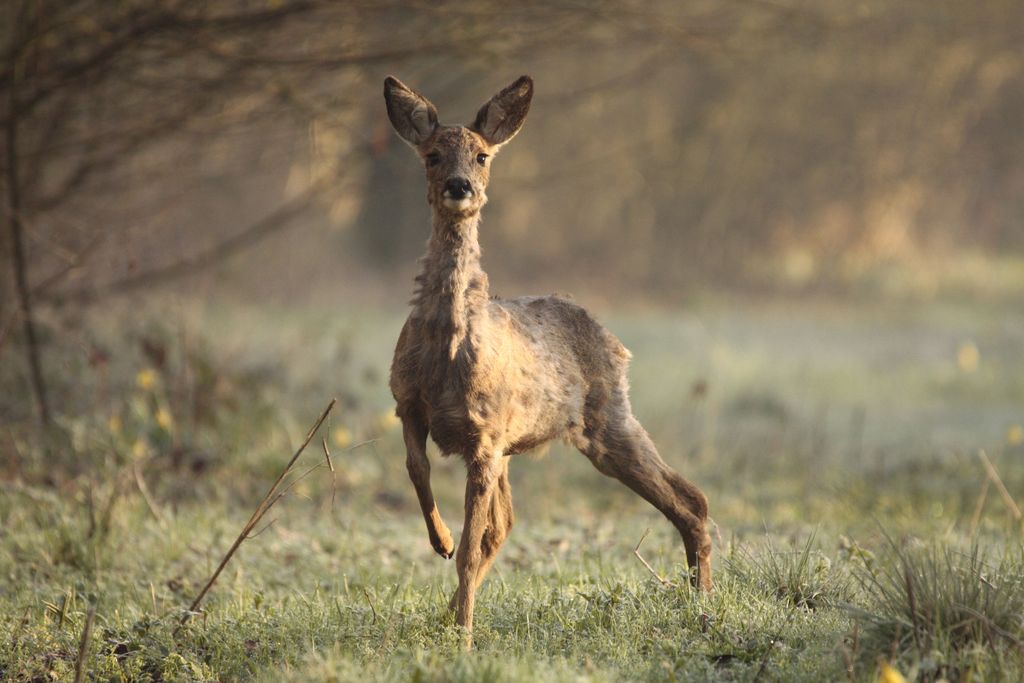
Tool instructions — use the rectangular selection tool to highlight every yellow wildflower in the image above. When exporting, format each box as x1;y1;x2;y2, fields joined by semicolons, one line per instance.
155;408;174;431
1008;424;1023;447
331;426;352;449
956;342;980;373
136;368;158;390
132;439;148;458
877;662;906;683
376;411;401;431
107;414;123;435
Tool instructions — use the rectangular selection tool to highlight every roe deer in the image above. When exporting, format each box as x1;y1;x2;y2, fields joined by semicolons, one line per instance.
384;75;712;647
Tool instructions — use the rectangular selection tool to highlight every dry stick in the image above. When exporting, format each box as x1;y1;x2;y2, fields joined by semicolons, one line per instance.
173;398;336;635
977;450;1023;525
277;460;329;497
968;475;991;538
246;518;278;539
633;529;678;588
290;437;375;501
133;461;168;528
322;437;338;511
73;606;96;683
322;437;335;472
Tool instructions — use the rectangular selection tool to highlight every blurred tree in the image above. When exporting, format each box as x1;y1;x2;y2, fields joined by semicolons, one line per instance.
1;0;340;423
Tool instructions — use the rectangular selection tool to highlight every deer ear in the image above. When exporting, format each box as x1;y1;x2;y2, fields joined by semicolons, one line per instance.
471;75;533;147
384;76;439;146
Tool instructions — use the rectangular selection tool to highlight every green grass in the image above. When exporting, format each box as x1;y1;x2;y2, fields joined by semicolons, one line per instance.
2;295;1023;681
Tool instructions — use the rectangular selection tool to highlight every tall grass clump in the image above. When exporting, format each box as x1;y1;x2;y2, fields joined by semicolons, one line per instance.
725;534;854;610
854;539;1024;681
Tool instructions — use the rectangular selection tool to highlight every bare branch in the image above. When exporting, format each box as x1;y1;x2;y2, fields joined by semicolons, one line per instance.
42;176;331;306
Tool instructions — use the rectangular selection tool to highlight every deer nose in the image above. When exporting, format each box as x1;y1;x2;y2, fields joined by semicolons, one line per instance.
443;177;473;199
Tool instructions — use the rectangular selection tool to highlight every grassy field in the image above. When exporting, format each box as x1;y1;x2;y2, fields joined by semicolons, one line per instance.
2;295;1023;681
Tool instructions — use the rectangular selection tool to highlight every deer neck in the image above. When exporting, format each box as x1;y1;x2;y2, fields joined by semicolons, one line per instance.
411;211;490;357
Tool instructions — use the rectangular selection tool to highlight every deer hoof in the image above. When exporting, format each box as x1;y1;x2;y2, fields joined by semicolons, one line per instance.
432;529;455;559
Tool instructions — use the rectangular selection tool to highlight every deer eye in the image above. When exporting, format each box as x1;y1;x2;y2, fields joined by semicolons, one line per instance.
476;153;488;166
425;152;441;167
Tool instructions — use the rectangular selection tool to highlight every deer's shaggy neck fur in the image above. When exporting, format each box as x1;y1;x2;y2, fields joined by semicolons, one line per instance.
411;211;489;358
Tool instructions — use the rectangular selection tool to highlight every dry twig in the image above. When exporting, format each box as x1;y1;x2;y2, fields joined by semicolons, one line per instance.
173;398;336;634
322;436;337;511
968;475;991;538
133;461;168;528
977;450;1022;526
633;529;679;588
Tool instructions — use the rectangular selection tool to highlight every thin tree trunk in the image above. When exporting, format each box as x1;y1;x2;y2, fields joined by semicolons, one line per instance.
5;41;51;425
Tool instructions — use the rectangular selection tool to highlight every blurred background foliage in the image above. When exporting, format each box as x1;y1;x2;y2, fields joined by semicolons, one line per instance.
4;0;1023;307
1;0;1022;454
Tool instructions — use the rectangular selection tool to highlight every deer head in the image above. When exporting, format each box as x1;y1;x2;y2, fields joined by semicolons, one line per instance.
384;75;534;217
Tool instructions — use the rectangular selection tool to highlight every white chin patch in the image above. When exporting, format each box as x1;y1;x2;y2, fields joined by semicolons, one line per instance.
442;197;475;211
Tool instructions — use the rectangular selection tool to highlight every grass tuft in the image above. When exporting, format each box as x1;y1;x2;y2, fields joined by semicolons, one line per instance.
726;533;854;610
853;538;1024;680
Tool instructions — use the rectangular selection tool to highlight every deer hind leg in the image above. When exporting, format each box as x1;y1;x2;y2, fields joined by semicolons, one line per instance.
449;457;514;611
401;410;454;559
453;454;503;649
577;412;713;590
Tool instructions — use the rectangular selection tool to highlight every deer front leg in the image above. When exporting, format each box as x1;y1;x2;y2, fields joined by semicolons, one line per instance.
402;414;454;559
448;457;513;611
454;455;502;649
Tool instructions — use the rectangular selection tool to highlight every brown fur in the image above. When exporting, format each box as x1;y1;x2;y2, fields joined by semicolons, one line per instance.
384;76;712;648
